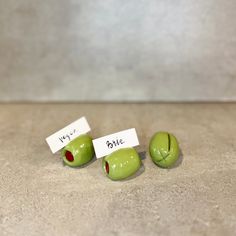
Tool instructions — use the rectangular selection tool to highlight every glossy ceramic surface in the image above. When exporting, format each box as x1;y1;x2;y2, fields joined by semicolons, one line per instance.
62;134;94;167
102;148;141;180
149;132;179;168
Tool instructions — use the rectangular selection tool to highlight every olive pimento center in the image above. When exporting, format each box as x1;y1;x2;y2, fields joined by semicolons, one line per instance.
65;151;74;162
105;161;109;174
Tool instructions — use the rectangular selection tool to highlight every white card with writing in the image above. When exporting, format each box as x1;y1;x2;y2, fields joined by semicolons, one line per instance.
46;117;91;154
92;128;139;158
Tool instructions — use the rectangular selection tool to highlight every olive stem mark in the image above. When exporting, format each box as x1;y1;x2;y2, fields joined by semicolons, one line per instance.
157;152;170;162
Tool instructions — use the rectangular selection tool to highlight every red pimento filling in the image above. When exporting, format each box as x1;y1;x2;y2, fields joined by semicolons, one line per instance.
65;151;74;162
105;161;109;174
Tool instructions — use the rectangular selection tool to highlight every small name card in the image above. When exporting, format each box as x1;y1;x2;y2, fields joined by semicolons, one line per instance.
92;128;139;158
46;117;91;154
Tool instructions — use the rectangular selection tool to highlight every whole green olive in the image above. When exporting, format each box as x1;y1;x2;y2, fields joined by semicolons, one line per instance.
149;131;179;168
61;134;94;167
102;147;141;180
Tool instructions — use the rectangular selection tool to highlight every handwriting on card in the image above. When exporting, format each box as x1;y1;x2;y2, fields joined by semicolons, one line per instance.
59;129;77;143
106;139;125;148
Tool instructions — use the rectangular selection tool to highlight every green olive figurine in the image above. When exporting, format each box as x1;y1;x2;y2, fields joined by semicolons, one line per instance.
102;148;141;180
149;132;179;168
61;134;94;167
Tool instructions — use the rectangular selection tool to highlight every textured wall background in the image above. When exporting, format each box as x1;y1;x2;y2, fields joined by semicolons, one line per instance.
0;0;235;102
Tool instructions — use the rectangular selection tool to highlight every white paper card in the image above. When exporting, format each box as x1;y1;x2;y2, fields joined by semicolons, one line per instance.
92;128;139;158
46;117;91;153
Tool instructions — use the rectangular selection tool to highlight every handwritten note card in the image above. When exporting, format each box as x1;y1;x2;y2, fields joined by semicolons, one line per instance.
46;117;91;153
92;128;139;158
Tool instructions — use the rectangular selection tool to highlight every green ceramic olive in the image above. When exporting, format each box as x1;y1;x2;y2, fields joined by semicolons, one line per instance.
61;134;94;167
102;148;141;180
149;131;179;168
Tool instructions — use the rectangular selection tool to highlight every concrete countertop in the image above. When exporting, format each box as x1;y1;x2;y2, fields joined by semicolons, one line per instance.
0;103;235;236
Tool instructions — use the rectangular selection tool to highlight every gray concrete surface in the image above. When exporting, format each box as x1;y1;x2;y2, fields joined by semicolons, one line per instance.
0;103;235;236
0;1;236;102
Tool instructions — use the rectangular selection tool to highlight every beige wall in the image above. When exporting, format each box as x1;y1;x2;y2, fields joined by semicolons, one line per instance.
0;0;235;102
